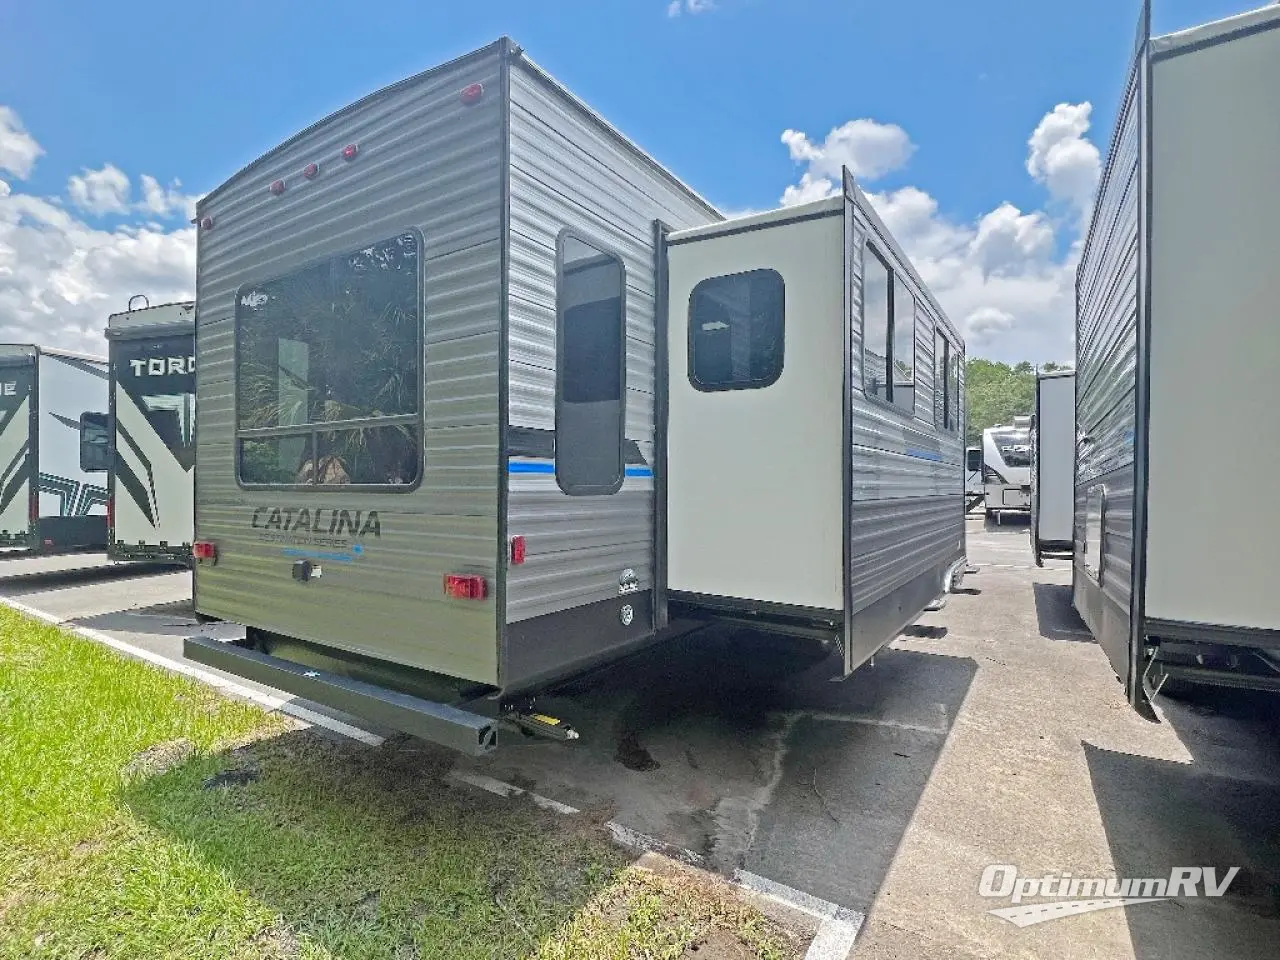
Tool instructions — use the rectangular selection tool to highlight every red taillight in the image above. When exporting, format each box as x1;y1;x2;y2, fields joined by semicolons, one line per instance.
460;83;484;106
200;216;214;230
303;162;319;179
192;541;217;561
269;179;286;196
106;497;114;532
341;143;359;161
444;574;487;600
510;535;526;565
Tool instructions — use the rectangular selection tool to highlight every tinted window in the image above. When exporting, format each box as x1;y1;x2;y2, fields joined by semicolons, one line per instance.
235;233;422;487
947;344;961;434
689;269;784;391
992;430;1031;468
556;233;625;496
934;329;951;430
114;335;195;470
80;412;111;472
862;247;891;402
892;279;915;412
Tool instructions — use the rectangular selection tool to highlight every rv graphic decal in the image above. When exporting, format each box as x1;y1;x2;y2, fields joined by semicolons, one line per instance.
0;440;29;517
0;383;17;396
128;356;195;378
251;507;382;538
38;473;109;517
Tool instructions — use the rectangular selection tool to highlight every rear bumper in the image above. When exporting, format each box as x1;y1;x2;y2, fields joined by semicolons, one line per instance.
184;635;498;755
110;541;192;565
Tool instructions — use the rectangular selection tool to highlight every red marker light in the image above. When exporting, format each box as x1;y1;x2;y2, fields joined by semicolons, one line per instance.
341;143;359;161
192;541;218;562
444;573;487;600
510;535;526;565
269;179;286;196
303;162;319;179
460;83;484;106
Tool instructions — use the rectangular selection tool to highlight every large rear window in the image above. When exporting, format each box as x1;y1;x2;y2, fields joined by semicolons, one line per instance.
235;232;422;488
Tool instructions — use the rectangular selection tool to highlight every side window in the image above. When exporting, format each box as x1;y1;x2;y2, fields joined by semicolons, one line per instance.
934;329;960;433
892;280;915;413
556;232;626;496
862;247;891;403
1083;485;1106;580
861;243;916;411
688;269;784;391
79;412;111;472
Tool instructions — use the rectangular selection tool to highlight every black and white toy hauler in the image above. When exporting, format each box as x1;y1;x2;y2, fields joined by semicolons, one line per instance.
185;39;968;753
981;417;1032;524
1076;1;1280;713
0;345;109;553
105;299;195;563
1030;370;1075;566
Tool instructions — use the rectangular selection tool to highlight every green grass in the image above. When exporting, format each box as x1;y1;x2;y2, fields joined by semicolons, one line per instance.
0;608;803;959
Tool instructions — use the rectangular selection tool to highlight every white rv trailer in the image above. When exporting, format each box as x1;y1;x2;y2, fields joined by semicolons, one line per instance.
184;39;968;754
0;345;109;553
1029;370;1075;566
1075;1;1280;713
105;299;195;563
981;416;1031;523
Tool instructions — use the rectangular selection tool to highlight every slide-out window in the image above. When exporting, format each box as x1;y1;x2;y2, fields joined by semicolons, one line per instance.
556;232;626;496
934;329;961;432
861;243;915;412
688;269;785;392
235;231;422;488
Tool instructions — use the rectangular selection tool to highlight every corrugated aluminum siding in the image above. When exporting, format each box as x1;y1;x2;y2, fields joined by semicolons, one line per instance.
1075;47;1141;616
504;57;719;623
194;46;505;685
848;195;965;614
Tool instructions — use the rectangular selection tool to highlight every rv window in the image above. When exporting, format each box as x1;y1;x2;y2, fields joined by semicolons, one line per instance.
862;246;891;403
556;232;626;496
688;269;784;392
235;232;422;488
79;412;111;472
966;447;982;472
892;282;915;412
934;329;959;433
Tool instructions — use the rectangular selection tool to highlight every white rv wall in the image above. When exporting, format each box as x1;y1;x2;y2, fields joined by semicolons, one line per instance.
1034;374;1075;544
666;208;844;610
1145;22;1280;630
37;353;109;519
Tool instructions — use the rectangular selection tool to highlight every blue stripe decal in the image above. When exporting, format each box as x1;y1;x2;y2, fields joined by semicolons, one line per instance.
507;460;652;479
905;448;944;462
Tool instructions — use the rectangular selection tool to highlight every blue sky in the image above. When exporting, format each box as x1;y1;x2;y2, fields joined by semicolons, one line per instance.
0;0;1265;360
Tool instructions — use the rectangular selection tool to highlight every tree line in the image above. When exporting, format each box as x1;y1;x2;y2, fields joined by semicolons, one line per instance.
964;358;1070;447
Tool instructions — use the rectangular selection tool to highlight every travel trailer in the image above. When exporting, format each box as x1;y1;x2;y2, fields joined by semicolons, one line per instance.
1075;1;1280;713
1029;370;1074;566
0;345;109;553
105;299;195;563
184;38;969;753
981;417;1031;524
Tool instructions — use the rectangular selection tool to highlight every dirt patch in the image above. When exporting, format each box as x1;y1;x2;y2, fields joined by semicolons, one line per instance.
683;927;759;959
120;738;195;780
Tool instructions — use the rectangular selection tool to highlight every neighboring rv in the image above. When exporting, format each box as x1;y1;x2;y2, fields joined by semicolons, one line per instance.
1030;370;1074;566
981;417;1031;523
964;446;983;512
0;345;109;553
1075;1;1280;713
105;299;195;563
184;39;968;754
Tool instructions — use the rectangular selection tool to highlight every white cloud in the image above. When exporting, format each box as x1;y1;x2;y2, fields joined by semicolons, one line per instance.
67;164;132;215
1026;102;1102;211
779;119;914;207
668;0;714;16
0;107;45;179
66;165;199;220
813;102;1103;363
0;108;195;356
